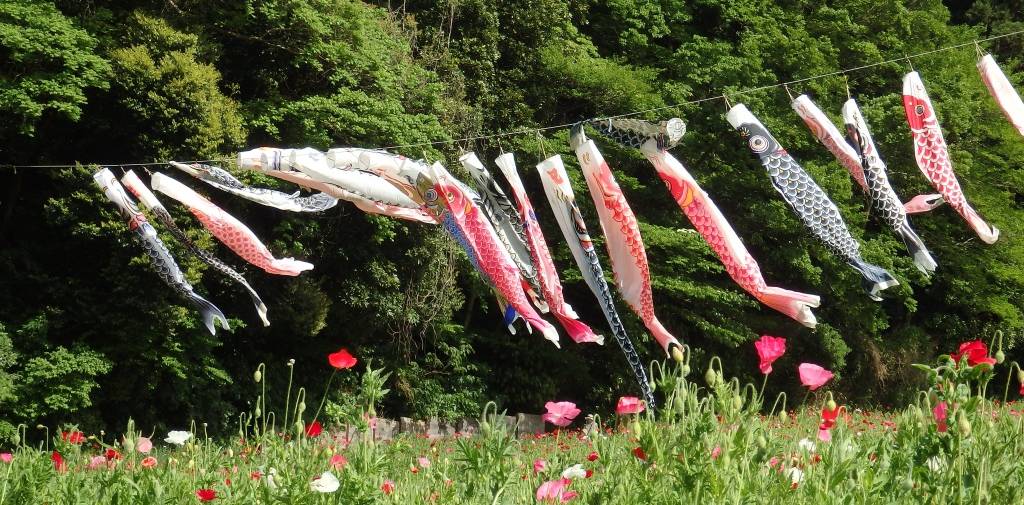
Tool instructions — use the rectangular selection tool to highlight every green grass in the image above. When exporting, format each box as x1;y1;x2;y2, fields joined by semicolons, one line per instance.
1;352;1023;504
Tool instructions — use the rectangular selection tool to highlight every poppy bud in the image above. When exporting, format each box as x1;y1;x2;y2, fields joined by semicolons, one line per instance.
670;347;684;363
732;396;743;411
958;417;971;436
756;435;767;450
254;370;262;383
1017;370;1024;384
673;394;685;414
11;434;18;445
901;477;914;491
255;408;261;418
826;399;837;412
294;421;304;435
995;350;1005;364
681;365;691;377
778;411;787;423
298;402;306;414
287;359;295;367
704;368;717;387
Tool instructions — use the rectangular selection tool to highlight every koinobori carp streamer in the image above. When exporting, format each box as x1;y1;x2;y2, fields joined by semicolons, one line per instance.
93;168;229;335
841;98;937;274
428;162;559;346
121;170;270;326
169;161;337;213
977;53;1024;137
460;153;546;313
493;152;602;345
902;72;999;244
728;103;898;300
791;95;936;274
151;172;314;276
587;118;821;327
570;126;702;335
537;154;684;360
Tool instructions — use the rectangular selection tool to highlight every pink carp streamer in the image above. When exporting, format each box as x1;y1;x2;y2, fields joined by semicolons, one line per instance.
571;131;695;338
791;95;868;191
903;72;1000;244
537;154;682;357
151;173;314;276
493;153;602;344
978;54;1024;137
792;95;937;274
586;120;819;327
428;163;560;347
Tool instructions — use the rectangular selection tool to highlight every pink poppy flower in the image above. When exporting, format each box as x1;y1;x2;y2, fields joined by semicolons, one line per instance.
136;437;153;454
0;453;11;463
1019;383;1023;396
141;456;157;468
754;335;787;374
536;478;577;502
817;428;832;442
950;341;996;367
533;459;548;474
418;457;431;468
933;401;948;433
711;446;722;460
798;363;834;390
542;402;581;427
330;454;348;469
88;455;107;470
615;397;645;415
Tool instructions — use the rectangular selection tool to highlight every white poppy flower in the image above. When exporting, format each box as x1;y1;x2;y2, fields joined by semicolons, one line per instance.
784;467;804;485
561;464;587;480
926;456;944;473
164;430;192;446
310;471;340;493
797;438;816;452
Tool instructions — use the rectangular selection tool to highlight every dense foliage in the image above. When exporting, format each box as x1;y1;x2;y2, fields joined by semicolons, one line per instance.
0;0;1022;438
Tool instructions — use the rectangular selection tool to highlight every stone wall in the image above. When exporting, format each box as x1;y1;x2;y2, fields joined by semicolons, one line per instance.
337;413;545;441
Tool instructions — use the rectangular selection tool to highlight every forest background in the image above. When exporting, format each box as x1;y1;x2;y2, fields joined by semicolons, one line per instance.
0;0;1022;440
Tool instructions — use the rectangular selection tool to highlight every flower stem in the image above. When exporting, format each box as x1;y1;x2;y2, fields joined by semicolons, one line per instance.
311;368;338;427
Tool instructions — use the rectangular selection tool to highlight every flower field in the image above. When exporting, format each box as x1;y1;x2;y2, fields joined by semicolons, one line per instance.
1;338;1023;504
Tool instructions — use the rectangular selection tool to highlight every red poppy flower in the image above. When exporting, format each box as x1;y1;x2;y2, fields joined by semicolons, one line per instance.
381;479;396;495
105;448;122;461
250;470;262;480
950;341;997;367
1019;383;1023;396
51;451;66;472
328;348;358;369
819;405;841;431
585;469;593;479
754;335;787;374
586;451;598;462
632;446;647;461
195;489;216;501
61;431;85;445
305;420;323;437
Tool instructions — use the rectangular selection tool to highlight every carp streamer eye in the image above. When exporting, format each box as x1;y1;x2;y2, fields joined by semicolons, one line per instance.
750;135;770;153
424;188;437;202
915;105;925;116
